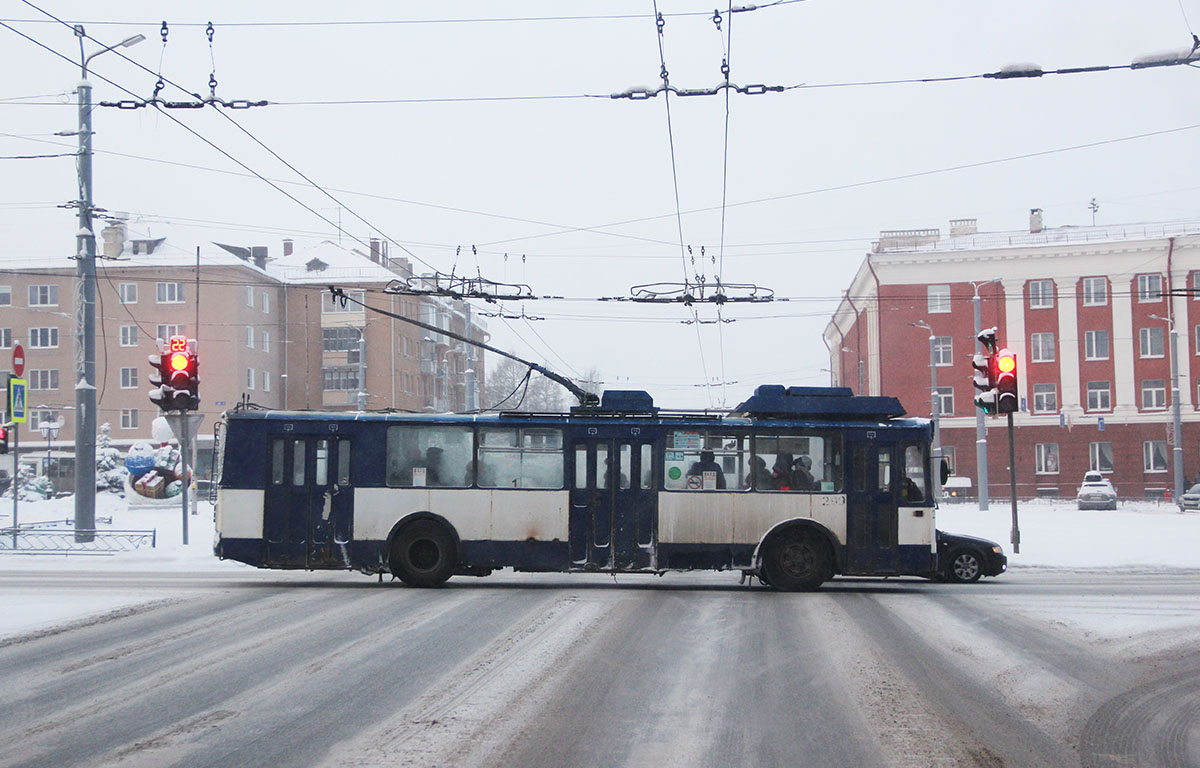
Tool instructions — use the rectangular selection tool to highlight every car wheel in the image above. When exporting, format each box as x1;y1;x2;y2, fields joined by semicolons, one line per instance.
390;520;457;587
946;549;982;583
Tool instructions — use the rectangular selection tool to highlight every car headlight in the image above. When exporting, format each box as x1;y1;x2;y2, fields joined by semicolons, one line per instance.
991;546;1002;554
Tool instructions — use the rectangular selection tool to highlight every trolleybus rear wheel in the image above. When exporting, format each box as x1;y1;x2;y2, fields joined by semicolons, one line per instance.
763;529;830;591
391;520;457;587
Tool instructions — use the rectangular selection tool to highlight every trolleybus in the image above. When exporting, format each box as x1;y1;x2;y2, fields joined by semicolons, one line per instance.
213;385;940;590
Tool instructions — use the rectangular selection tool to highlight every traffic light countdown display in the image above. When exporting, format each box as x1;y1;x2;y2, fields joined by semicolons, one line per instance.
148;336;199;411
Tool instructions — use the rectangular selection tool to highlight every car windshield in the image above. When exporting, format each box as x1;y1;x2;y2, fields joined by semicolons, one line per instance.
1187;484;1200;494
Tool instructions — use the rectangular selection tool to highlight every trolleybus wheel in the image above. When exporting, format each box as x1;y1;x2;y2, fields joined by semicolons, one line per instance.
391;520;457;587
763;529;830;591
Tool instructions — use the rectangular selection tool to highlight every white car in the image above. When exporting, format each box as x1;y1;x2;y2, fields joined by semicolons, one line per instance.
1077;472;1117;510
1180;483;1200;511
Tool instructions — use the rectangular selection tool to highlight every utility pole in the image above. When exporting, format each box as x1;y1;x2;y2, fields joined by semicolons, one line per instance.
1151;314;1184;504
911;321;942;500
73;26;144;543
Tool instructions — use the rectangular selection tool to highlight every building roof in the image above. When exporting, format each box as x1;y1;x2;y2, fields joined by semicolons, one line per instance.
263;240;402;285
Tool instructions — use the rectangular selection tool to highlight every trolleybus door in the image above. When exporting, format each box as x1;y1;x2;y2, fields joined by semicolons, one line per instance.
263;435;354;568
844;440;900;574
569;438;656;570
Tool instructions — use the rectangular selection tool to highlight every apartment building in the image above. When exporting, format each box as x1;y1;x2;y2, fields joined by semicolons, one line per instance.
825;212;1200;499
0;223;486;478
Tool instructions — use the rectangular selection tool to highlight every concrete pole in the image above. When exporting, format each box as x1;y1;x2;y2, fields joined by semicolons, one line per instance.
928;333;942;500
973;288;990;510
74;64;97;543
356;329;367;411
1170;327;1184;505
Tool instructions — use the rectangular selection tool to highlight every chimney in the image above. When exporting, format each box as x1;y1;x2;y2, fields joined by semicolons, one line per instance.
283;238;294;257
949;218;977;237
251;245;268;270
369;237;381;264
1029;208;1044;234
100;220;127;259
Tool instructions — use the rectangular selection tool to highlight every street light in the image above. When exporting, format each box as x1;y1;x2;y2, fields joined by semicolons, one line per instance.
73;26;145;542
972;278;1001;510
1149;314;1184;504
38;419;61;484
910;321;942;500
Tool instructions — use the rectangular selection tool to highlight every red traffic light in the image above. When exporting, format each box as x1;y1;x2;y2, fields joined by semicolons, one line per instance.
168;351;190;372
996;353;1016;374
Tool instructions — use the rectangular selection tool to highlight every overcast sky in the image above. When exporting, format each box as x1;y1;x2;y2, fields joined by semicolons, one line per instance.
3;0;1199;409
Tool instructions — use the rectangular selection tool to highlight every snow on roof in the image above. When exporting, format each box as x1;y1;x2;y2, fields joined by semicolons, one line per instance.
264;240;401;284
874;219;1200;255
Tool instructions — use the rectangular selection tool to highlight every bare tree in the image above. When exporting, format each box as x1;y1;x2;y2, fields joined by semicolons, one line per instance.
483;355;566;412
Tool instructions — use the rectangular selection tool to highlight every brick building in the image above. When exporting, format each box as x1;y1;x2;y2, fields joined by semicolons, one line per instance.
825;212;1200;500
0;222;485;479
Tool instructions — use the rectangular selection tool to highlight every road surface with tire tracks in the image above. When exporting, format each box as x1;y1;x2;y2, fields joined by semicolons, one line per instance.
0;568;1197;767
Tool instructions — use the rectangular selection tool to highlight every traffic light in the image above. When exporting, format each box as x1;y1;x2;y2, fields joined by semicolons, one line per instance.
995;348;1019;414
0;425;8;455
977;326;998;354
149;336;199;412
972;353;998;414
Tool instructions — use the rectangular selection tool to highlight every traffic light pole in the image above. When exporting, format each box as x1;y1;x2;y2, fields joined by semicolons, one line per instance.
973;289;989;510
178;412;188;547
1007;411;1020;553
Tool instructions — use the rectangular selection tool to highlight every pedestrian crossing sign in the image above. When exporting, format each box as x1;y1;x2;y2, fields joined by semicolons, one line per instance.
9;377;26;423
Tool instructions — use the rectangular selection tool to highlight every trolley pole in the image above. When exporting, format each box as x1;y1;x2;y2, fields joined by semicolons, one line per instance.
1007;412;1020;553
180;414;189;546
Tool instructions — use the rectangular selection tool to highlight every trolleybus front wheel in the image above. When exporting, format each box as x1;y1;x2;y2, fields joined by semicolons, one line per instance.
762;529;831;591
390;520;457;587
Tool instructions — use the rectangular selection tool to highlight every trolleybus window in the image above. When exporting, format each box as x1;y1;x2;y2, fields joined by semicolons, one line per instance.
902;444;926;503
753;434;842;492
663;430;746;491
385;424;472;487
271;438;285;485
640;444;653;489
337;439;351;486
478;427;564;489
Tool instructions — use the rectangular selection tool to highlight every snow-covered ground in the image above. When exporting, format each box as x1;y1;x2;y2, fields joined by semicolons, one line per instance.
0;493;1197;640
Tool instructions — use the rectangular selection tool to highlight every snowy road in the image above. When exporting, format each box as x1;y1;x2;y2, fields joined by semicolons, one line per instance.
1;569;1198;768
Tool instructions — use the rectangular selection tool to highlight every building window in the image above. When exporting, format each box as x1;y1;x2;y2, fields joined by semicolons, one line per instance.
1031;332;1055;362
1035;443;1060;474
261;292;270;314
120;367;137;389
1144;440;1168;472
1137;274;1163;302
246;327;255;349
1084;330;1109;360
121;409;139;430
322;290;364;314
28;327;58;348
156;282;185;304
28;369;58;390
1028;279;1054;309
935;386;954;416
119;283;137;304
0;329;10;349
323;367;360;391
262;331;270;353
0;286;10;306
323;327;362;363
28;285;58;306
246;286;254;307
263;371;271;393
932;336;953;366
1090;442;1114;473
246;368;256;390
156;324;184;341
927;285;951;314
1139;326;1165;358
1141;379;1166;409
1032;383;1058;413
1086;381;1111;411
1082;277;1108;307
120;325;138;347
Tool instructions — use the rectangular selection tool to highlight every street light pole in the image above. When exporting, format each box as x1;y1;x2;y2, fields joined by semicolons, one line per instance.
1150;314;1184;504
911;321;942;500
72;26;144;542
971;279;1000;510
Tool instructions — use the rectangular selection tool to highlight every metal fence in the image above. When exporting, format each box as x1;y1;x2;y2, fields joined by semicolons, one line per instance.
0;527;156;554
